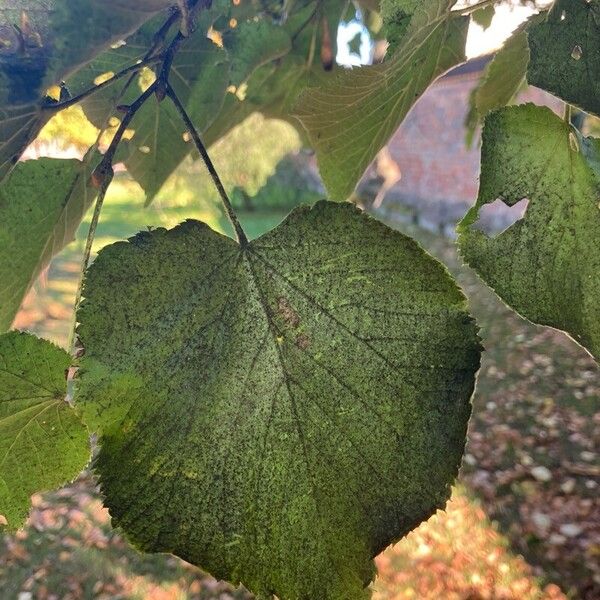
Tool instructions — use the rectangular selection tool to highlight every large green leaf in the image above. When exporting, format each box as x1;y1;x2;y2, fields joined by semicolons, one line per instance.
296;1;468;201
0;156;97;331
77;201;480;599
465;16;539;145
528;0;600;117
458;104;600;362
0;331;89;530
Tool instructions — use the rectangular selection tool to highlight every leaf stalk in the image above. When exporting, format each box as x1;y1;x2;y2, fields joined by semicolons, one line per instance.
166;83;249;247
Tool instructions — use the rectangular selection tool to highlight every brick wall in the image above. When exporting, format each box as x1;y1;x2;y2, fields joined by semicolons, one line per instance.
369;57;563;235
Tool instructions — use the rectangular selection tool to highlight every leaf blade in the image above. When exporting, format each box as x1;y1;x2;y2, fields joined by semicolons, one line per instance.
458;104;600;361
296;2;468;201
0;331;89;530
77;201;481;599
527;0;600;117
0;156;98;331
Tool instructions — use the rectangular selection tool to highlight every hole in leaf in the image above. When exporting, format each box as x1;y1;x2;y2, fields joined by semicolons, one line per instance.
110;40;126;49
138;145;151;154
182;131;192;142
472;197;529;237
571;45;583;60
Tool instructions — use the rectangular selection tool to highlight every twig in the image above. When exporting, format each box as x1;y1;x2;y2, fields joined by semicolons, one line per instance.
155;31;185;100
290;6;318;43
67;170;113;352
166;83;249;247
67;10;182;352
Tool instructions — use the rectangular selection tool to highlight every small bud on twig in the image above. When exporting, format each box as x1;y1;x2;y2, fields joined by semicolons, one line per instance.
90;162;114;190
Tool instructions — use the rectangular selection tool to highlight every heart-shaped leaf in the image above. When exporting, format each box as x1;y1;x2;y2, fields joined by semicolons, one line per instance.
458;104;600;362
77;201;480;599
0;331;90;530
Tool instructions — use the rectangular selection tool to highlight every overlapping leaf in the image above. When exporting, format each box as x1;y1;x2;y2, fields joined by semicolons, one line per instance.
224;19;291;87
77;201;480;599
0;155;97;331
528;0;600;117
381;0;459;52
458;104;600;361
0;331;89;530
296;0;468;201
0;1;174;182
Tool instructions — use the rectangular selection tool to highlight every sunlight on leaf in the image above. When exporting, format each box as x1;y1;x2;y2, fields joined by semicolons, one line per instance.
464;15;542;146
77;201;480;599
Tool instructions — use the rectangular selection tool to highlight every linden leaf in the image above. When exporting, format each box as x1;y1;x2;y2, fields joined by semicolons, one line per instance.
380;0;459;52
296;1;468;201
0;155;98;331
224;19;291;87
77;201;481;599
66;23;156;130
0;0;172;105
458;104;600;362
0;331;89;530
528;0;600;117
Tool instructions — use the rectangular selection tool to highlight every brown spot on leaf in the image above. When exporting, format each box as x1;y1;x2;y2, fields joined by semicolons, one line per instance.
277;296;300;328
296;333;310;350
